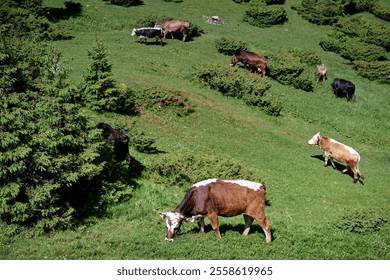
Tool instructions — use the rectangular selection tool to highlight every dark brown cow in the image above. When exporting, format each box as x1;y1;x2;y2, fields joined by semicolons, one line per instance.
230;51;268;76
308;132;364;183
160;179;272;244
96;122;131;167
155;20;190;42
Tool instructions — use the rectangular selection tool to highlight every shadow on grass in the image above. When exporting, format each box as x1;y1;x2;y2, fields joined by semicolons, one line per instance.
310;154;364;185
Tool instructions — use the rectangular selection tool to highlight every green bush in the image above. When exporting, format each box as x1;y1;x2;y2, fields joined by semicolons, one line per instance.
147;152;259;187
372;4;390;22
344;0;377;14
267;50;315;92
292;0;345;25
353;60;390;84
195;64;282;116
335;15;390;51
332;207;388;234
133;85;194;116
215;36;248;56
243;5;287;28
320;31;389;62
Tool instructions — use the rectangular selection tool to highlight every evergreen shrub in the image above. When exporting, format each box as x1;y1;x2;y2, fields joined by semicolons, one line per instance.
215;37;248;56
103;0;143;7
353;61;390;84
243;5;287;28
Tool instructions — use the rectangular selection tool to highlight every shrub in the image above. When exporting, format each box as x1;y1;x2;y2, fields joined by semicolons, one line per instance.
320;31;389;62
147;152;259;187
353;60;390;84
292;0;345;25
215;37;248;56
243;5;288;28
332;207;388;234
372;4;390;22
133;85;194;116
335;15;390;51
195;64;282;116
344;0;377;15
267;50;315;92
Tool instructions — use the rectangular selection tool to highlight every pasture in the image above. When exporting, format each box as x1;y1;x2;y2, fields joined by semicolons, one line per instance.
1;0;389;260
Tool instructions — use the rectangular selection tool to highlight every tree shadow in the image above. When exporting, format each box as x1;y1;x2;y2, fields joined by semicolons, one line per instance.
41;2;83;22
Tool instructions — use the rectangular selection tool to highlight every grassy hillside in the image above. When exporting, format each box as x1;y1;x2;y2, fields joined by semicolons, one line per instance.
1;0;389;259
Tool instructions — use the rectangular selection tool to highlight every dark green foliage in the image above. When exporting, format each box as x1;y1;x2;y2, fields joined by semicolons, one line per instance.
0;38;132;234
130;131;158;153
103;0;143;7
267;49;316;92
353;60;390;84
147;152;259;187
334;15;390;51
215;36;248;56
243;5;287;28
81;39;135;113
0;0;72;40
344;0;377;15
333;207;389;234
195;64;282;116
133;85;194;116
232;0;250;3
320;31;389;62
292;0;346;25
372;4;390;22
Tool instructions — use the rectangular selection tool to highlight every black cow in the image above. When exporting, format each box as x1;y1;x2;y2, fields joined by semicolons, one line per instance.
131;27;164;45
331;78;356;101
96;122;131;166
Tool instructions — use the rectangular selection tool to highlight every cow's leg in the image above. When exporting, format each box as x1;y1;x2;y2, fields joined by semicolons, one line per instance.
324;152;330;167
197;217;205;234
182;32;187;42
328;156;336;169
253;214;272;244
348;164;359;183
207;213;221;238
242;214;254;236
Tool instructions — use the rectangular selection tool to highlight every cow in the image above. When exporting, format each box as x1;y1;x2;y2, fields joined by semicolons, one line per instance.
316;63;327;82
230;51;268;77
155;20;190;42
131;27;164;45
331;78;356;101
160;179;272;244
96;122;131;167
308;132;364;183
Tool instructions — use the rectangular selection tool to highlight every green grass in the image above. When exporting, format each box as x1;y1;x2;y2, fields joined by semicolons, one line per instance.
1;0;389;260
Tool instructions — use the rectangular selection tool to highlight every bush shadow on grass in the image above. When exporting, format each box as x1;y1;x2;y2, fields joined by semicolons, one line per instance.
310;155;364;184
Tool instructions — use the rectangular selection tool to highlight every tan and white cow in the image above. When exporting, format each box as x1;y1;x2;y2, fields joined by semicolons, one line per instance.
308;132;364;183
160;179;272;244
316;63;327;82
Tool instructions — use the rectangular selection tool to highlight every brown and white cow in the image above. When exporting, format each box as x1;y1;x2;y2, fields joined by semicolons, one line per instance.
316;63;327;82
308;132;364;183
155;20;190;42
160;179;272;244
230;51;268;77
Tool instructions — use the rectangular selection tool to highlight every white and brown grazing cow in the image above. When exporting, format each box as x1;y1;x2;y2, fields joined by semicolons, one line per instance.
308;132;364;183
155;20;190;42
316;63;327;82
160;179;272;244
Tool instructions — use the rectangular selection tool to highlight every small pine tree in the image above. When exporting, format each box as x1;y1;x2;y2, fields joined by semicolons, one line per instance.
82;39;135;112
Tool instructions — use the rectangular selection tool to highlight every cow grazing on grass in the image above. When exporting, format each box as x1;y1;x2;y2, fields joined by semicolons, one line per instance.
331;78;356;101
160;179;272;244
155;20;190;42
96;122;131;166
131;27;164;45
308;132;364;183
230;51;268;77
316;64;327;82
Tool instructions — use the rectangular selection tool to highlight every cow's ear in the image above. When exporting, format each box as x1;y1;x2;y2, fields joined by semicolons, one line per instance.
160;212;167;219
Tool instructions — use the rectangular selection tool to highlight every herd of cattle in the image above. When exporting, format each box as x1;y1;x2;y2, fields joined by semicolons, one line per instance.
113;19;364;243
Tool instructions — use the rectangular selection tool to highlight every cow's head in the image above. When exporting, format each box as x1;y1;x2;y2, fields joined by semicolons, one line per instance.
230;55;238;66
131;28;137;36
308;132;321;145
160;212;185;242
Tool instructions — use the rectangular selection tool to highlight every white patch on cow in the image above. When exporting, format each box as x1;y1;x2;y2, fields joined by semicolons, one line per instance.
329;138;359;156
193;179;217;188
222;179;263;191
163;212;183;233
308;132;320;145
